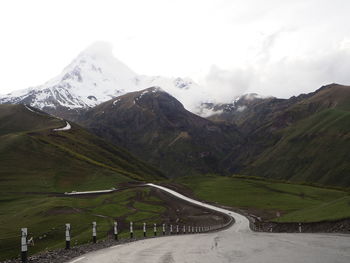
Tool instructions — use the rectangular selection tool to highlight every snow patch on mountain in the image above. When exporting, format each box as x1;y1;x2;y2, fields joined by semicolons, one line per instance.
196;93;271;117
24;104;36;113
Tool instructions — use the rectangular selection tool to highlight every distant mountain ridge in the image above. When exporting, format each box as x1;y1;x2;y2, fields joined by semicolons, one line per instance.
77;87;242;177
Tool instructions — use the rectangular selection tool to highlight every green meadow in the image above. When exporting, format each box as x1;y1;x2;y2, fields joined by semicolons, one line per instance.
176;175;350;223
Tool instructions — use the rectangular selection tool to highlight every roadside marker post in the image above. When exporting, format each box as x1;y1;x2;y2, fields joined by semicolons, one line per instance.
65;224;71;249
170;224;173;235
143;223;146;237
114;221;118;241
183;225;186;234
176;225;179;234
192;226;194;233
162;224;166;235
92;222;97;243
154;223;157;236
188;226;191;233
130;222;134;239
21;228;28;263
299;223;302;233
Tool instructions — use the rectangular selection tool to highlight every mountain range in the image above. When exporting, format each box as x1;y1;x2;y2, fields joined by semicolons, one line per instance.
77;87;242;177
0;45;349;188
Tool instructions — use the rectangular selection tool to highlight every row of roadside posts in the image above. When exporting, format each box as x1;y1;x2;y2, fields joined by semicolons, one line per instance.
20;222;214;263
127;222;210;238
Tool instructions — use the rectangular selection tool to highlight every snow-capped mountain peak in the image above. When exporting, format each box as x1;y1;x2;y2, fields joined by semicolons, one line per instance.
0;42;199;118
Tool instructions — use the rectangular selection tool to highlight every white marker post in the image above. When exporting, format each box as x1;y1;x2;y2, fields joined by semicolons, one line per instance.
192;226;194;233
130;222;133;239
299;223;302;233
21;228;28;263
65;224;71;249
92;222;97;243
183;225;186;234
188;226;191;233
170;224;173;235
176;225;179;235
162;224;166;236
143;223;146;237
154;223;157;236
114;221;118;241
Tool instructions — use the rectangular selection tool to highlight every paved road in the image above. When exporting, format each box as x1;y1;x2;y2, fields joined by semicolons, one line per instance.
67;184;350;263
53;121;71;131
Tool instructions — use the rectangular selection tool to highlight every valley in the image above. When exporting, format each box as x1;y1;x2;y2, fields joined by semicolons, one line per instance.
0;47;349;263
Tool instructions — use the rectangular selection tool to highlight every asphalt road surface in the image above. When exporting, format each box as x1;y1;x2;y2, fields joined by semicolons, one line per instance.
67;184;350;263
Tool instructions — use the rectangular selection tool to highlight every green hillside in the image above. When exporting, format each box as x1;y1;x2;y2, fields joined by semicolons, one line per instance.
239;85;350;188
0;104;166;260
0;104;163;194
218;84;350;188
243;108;350;187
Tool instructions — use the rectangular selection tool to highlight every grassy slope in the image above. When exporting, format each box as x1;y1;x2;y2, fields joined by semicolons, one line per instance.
0;188;166;260
0;104;166;260
244;108;350;187
176;175;350;222
0;105;163;193
239;85;350;187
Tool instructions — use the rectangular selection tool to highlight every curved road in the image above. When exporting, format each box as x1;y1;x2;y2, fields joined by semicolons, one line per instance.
67;184;350;263
53;121;71;131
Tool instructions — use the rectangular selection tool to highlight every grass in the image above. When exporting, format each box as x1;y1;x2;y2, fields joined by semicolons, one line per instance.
133;201;166;213
0;188;167;261
176;174;350;223
275;196;350;222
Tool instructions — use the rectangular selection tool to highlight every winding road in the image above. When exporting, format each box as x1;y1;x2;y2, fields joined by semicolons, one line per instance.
67;184;350;263
53;121;71;131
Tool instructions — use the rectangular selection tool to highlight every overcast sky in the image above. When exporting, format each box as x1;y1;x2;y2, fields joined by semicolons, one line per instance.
0;0;350;101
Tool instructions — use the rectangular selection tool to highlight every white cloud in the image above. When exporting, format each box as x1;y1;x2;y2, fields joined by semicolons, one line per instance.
198;46;350;102
200;65;253;103
0;0;349;102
